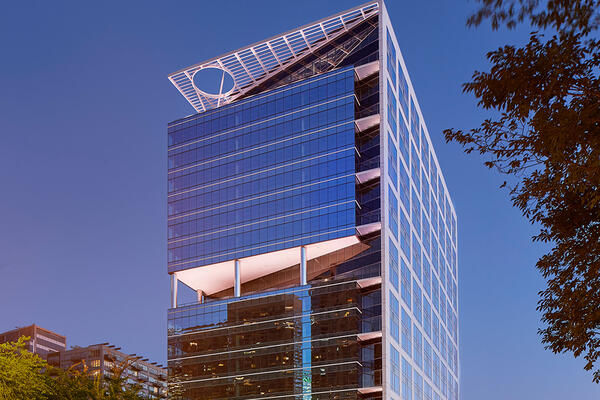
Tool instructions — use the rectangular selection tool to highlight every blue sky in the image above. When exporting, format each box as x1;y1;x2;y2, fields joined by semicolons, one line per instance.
0;1;598;398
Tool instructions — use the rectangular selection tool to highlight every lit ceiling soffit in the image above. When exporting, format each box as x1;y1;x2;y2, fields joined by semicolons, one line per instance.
168;2;379;113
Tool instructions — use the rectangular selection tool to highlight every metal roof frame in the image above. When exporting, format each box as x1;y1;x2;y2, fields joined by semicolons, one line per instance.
168;2;379;113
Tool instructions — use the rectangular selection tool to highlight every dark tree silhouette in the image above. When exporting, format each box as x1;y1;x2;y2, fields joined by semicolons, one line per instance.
445;0;600;381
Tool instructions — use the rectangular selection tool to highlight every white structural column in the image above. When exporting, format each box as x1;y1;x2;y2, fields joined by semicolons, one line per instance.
234;260;241;297
196;290;205;304
300;246;307;286
171;273;178;308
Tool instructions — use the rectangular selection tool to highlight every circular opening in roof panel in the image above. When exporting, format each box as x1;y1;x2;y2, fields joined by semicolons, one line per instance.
192;67;235;96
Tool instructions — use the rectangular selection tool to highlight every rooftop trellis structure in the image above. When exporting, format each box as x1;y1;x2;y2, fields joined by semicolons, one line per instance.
168;2;379;113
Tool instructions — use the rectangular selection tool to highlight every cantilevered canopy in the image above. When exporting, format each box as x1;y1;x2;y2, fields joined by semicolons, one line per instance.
175;235;360;296
168;2;379;113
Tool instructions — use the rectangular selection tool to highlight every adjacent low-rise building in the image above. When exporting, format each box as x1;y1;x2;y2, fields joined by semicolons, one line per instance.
47;343;167;399
0;324;66;360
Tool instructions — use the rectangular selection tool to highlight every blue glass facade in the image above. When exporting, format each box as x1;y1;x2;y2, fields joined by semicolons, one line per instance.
383;11;459;400
166;3;458;400
168;68;357;273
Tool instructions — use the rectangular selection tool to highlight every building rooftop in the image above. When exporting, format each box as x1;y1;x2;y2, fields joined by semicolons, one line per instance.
168;1;379;113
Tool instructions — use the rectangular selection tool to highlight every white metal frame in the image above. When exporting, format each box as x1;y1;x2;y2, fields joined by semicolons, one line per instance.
168;2;379;113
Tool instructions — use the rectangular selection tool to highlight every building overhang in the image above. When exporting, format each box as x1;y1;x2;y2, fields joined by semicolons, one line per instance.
354;60;379;81
174;235;361;296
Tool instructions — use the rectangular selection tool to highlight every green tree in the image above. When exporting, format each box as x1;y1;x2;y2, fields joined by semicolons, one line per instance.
46;364;97;400
0;336;52;399
56;357;163;400
445;0;600;381
0;337;164;399
102;358;143;400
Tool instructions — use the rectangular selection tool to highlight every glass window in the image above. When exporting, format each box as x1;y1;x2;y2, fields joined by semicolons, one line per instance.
388;133;398;187
386;30;397;87
423;298;432;338
401;259;412;306
414;371;424;400
423;258;431;297
425;381;433;400
412;236;422;280
432;313;440;350
400;210;411;259
424;339;433;379
398;157;410;207
391;344;401;394
401;307;412;355
397;62;409;118
433;352;440;389
390;291;400;343
413;281;423;324
402;357;413;400
389;240;399;291
410;96;421;149
387;80;398;138
414;324;423;369
389;186;399;239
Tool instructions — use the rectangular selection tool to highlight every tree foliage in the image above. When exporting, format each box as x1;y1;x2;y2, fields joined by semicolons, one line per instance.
101;358;145;400
0;336;51;400
0;337;164;399
445;0;600;381
46;365;99;400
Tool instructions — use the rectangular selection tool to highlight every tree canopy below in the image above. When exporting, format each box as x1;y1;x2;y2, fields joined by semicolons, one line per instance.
0;337;51;399
0;336;163;399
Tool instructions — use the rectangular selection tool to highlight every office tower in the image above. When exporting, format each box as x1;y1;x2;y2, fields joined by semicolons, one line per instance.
166;2;459;399
0;324;66;360
47;343;167;398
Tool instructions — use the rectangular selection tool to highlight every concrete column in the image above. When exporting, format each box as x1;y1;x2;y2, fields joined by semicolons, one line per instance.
171;273;178;308
300;246;307;286
196;290;205;304
234;260;241;297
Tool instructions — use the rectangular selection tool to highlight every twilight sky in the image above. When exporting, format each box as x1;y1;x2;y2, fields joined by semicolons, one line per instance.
0;1;598;398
